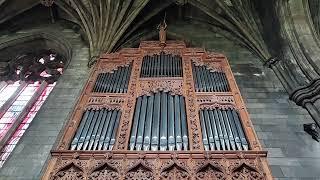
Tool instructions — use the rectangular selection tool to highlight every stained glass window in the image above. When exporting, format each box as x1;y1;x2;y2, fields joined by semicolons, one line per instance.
0;50;64;167
0;82;20;108
0;83;56;167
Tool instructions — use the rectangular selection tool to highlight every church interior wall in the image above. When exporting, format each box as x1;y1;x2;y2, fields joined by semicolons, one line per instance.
0;19;319;179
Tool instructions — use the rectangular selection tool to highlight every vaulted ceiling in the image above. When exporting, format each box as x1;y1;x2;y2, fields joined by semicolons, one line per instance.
0;0;318;67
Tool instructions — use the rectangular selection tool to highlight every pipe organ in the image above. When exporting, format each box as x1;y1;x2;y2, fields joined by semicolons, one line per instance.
43;41;272;179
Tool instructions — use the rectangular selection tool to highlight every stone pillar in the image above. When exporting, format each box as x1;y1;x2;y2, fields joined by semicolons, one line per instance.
266;56;320;140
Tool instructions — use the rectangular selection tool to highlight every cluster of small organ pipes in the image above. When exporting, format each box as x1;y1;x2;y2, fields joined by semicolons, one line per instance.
192;62;230;92
69;53;249;151
70;109;121;151
140;52;183;77
92;63;132;93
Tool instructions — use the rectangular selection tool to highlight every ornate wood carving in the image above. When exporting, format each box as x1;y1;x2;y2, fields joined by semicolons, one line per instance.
46;151;270;180
116;56;141;150
85;95;125;110
160;160;190;180
98;54;133;73
182;57;202;150
42;41;272;179
138;79;183;97
196;93;236;109
195;161;225;180
191;58;223;72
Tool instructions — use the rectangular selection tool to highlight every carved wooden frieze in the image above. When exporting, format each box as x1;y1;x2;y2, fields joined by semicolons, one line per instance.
48;151;270;180
85;95;125;110
98;58;132;73
137;79;183;97
192;58;223;72
196;94;236;109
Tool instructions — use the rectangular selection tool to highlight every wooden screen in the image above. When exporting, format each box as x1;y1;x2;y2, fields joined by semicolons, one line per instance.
43;41;272;179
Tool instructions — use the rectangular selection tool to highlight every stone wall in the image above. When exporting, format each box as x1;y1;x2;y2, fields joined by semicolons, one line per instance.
0;20;319;179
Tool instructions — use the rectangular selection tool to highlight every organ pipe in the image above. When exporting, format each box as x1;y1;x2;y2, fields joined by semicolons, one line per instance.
192;63;230;92
140;52;183;77
199;108;249;151
70;108;121;151
93;63;132;93
129;92;189;151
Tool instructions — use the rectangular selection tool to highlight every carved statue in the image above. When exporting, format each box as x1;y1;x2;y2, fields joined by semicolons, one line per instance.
157;18;167;47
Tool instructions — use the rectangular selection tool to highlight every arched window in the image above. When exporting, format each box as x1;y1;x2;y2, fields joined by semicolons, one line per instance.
0;50;64;167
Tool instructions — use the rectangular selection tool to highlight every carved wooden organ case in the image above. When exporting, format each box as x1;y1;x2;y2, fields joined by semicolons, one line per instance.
44;41;272;179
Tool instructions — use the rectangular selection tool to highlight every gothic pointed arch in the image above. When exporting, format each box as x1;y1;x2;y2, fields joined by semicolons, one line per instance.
88;161;119;180
160;160;190;180
125;160;154;180
51;161;84;180
230;162;264;180
195;162;225;180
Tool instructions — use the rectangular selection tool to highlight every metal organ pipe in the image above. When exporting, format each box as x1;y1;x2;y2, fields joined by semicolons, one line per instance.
70;108;121;151
129;92;189;151
160;92;168;151
140;53;183;77
199;108;250;151
92;63;132;93
192;63;230;92
143;95;154;151
151;92;161;151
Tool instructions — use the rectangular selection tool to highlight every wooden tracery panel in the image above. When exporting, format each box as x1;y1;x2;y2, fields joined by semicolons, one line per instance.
43;41;272;179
